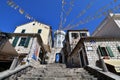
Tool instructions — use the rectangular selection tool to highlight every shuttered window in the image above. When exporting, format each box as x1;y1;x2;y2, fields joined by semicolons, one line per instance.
18;38;27;46
98;46;108;56
18;37;31;48
106;46;114;57
12;37;19;47
98;46;105;56
12;29;25;47
24;37;31;48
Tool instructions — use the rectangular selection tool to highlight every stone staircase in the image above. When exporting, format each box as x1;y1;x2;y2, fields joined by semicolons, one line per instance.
17;63;97;80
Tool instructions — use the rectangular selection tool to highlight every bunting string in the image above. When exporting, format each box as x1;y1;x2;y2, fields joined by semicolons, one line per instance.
63;0;97;30
63;0;119;30
7;0;36;21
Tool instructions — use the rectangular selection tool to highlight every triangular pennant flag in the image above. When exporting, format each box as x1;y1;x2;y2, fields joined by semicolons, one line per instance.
25;14;31;20
14;5;19;10
19;8;24;14
7;0;14;6
10;3;16;8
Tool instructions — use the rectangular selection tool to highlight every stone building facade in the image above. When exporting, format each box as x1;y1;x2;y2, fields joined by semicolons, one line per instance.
62;30;90;64
67;37;120;69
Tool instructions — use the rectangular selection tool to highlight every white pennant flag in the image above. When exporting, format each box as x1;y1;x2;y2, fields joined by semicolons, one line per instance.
7;0;14;6
14;5;19;10
25;14;31;20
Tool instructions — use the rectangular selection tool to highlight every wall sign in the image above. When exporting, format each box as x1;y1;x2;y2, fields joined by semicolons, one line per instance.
87;46;93;51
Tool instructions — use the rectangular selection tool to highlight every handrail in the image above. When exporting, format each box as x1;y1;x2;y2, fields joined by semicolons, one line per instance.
85;65;120;80
0;64;33;80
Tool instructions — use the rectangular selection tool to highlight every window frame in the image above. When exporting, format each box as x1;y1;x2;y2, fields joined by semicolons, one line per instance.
80;33;87;37
38;29;42;33
18;37;27;46
71;33;79;39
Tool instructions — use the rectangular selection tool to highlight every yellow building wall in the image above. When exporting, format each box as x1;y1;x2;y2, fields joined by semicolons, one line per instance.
14;21;51;45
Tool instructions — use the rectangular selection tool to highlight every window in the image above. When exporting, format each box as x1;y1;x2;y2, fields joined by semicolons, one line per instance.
71;33;79;39
33;23;35;25
80;33;87;37
18;38;27;46
98;46;108;56
18;37;31;47
38;29;42;33
21;29;25;33
98;46;114;57
58;40;61;44
24;37;31;47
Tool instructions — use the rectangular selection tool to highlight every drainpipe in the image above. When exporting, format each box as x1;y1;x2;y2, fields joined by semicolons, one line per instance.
97;49;108;72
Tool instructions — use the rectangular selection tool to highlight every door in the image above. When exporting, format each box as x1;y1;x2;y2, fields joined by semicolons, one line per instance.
55;53;62;63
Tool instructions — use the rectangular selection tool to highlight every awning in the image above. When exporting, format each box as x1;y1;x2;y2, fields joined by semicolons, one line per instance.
0;41;18;56
104;59;120;72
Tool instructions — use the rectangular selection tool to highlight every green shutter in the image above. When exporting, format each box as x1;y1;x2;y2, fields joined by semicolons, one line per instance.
80;33;82;37
12;37;19;47
24;37;31;48
98;46;104;56
106;46;114;57
117;46;120;52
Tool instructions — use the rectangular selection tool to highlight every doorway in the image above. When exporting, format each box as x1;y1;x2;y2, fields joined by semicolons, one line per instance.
79;50;88;67
55;53;62;63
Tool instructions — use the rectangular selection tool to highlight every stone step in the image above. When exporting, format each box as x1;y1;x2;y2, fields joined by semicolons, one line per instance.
17;77;94;80
19;73;95;79
17;63;97;80
46;63;66;68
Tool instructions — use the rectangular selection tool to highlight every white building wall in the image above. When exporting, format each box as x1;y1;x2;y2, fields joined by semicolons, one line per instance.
29;38;41;61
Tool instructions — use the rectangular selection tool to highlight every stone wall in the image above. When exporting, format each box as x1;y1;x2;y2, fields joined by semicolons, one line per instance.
84;39;120;66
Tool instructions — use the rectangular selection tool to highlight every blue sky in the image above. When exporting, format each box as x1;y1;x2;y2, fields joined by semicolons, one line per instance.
0;0;120;34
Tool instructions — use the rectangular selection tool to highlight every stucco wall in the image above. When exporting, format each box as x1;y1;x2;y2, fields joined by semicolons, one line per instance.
14;21;51;45
14;37;33;54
